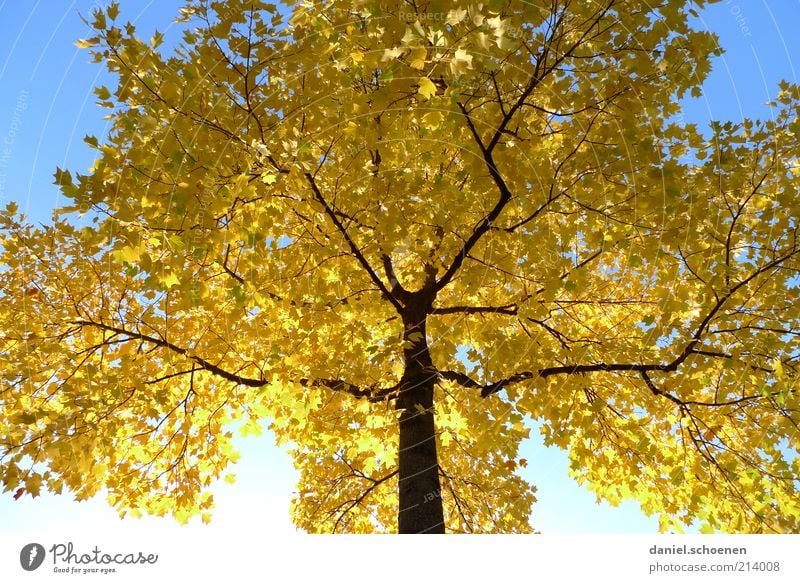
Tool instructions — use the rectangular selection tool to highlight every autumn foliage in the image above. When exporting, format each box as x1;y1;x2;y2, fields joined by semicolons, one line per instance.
2;0;800;533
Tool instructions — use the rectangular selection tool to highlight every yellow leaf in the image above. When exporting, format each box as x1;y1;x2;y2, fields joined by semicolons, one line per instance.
160;272;180;289
112;244;143;265
773;358;785;380
151;31;164;48
107;2;120;20
421;111;443;129
363;456;377;474
450;48;473;75
382;47;404;61
446;9;467;26
408;47;427;70
406;331;424;343
418;77;437;100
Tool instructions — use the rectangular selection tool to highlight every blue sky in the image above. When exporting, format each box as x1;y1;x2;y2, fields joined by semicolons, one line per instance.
1;1;799;535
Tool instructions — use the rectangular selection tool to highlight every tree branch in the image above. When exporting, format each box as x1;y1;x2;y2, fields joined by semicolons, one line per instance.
439;369;536;398
439;235;800;396
300;378;398;402
331;469;398;533
431;304;518;316
304;173;404;312
436;2;617;294
70;319;398;401
381;253;409;300
71;319;268;387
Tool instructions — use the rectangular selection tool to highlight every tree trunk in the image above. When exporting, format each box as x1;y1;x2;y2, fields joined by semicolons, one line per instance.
397;297;444;533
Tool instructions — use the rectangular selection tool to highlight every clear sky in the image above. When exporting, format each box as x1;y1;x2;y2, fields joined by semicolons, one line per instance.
1;0;799;535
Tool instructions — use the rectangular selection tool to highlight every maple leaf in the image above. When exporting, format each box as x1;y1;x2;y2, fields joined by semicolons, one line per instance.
418;77;437;100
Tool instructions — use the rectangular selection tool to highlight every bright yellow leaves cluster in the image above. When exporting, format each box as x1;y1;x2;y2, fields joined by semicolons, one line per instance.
2;0;799;533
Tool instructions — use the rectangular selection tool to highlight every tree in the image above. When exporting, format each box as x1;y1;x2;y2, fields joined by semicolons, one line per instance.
1;0;799;534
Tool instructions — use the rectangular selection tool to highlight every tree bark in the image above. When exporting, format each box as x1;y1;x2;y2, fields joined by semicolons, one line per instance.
396;297;444;533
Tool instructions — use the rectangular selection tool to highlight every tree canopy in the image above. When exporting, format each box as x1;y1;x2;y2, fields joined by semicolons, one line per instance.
1;0;799;533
